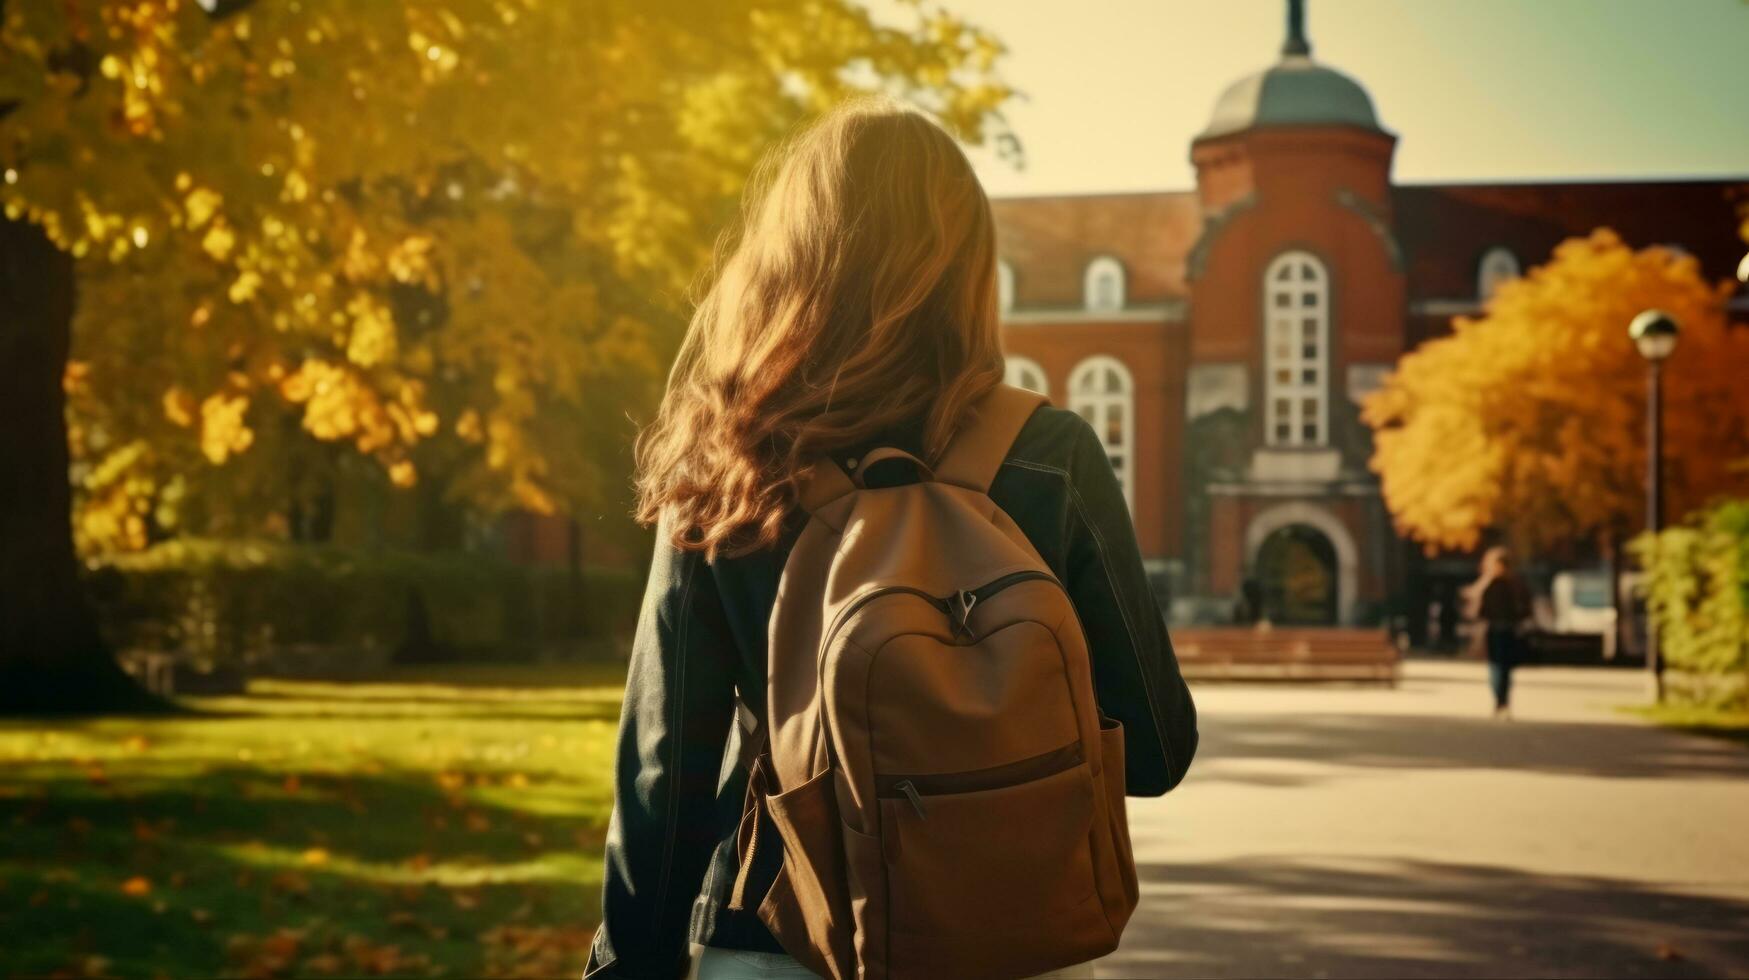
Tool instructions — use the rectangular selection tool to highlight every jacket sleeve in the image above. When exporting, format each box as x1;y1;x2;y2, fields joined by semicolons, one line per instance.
1060;417;1199;796
587;518;739;979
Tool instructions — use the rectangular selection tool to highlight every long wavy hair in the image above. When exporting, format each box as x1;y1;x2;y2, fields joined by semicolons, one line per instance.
633;99;1004;558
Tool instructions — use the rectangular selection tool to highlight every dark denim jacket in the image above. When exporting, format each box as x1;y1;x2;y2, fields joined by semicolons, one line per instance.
585;406;1199;978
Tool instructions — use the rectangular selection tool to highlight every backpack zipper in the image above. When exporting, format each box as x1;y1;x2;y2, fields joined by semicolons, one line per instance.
876;742;1084;820
826;570;1061;648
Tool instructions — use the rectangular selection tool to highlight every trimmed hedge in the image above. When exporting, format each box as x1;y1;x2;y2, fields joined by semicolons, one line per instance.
84;539;642;667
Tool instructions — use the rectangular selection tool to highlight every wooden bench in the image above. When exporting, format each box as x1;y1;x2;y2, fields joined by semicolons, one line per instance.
1170;626;1400;685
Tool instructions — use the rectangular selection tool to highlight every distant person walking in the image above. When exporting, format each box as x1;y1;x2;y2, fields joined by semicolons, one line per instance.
1471;546;1533;718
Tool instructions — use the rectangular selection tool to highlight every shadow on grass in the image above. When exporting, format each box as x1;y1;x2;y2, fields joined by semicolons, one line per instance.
2;766;608;977
1108;857;1749;979
177;703;627;723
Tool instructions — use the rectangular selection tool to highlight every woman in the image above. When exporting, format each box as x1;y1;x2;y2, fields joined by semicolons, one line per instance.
1473;546;1533;718
585;99;1198;980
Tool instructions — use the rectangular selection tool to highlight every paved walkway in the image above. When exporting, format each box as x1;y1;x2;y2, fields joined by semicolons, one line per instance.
1104;660;1749;979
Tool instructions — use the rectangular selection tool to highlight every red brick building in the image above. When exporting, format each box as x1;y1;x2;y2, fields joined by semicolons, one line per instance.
994;4;1748;628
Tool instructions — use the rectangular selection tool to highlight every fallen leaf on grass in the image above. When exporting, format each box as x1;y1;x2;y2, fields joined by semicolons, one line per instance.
269;871;311;898
451;890;480;910
301;847;330;866
122;734;150;753
464;812;491;833
300;953;344;976
481;925;595;978
226;928;305;980
405;853;431;872
282;774;302;794
1657;942;1684;962
121;876;152;896
341;934;431;975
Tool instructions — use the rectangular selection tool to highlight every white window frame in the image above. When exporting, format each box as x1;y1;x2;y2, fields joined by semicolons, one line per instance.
1263;250;1329;448
1083;256;1126;313
1068;355;1135;510
997;259;1017;314
1004;356;1049;397
1477;246;1519;301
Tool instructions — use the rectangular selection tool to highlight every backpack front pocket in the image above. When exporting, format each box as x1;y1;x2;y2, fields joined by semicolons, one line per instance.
756;765;855;979
876;746;1096;937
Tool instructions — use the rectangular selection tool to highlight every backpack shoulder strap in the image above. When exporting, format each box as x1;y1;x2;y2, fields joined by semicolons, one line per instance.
794;457;856;515
934;384;1047;494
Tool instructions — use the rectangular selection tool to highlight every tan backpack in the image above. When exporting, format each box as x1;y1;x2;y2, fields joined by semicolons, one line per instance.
729;384;1139;979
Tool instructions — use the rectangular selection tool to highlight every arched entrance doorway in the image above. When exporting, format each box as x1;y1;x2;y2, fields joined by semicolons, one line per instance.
1244;502;1357;625
1255;524;1339;625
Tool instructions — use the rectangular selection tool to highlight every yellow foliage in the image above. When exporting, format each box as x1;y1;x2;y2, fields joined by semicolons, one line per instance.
75;441;157;554
199;393;255;464
388;460;418;489
5;0;1015;534
1364;230;1749;554
162;387;196;428
344;294;397;367
184;188;223;229
200;223;236;261
227;269;262;303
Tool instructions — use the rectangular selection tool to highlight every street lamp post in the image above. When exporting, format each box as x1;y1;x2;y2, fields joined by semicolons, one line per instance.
1629;309;1679;703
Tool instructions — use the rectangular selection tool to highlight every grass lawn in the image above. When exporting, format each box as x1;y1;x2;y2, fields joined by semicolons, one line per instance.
1626;702;1749;750
0;663;629;978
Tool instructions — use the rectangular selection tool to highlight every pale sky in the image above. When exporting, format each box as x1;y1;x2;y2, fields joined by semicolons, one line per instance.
933;0;1749;197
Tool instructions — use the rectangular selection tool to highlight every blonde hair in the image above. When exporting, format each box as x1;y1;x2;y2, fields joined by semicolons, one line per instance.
633;99;1004;558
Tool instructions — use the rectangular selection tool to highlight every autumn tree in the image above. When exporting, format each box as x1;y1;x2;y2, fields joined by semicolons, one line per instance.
1363;229;1749;558
0;0;1014;712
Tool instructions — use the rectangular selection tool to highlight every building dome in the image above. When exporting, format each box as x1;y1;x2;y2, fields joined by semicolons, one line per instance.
1198;0;1385;140
1200;57;1383;139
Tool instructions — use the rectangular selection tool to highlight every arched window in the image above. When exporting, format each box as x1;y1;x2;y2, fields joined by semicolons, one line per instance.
1084;256;1126;313
1477;247;1519;301
1068;356;1134;509
1004;356;1049;396
1264;250;1329;447
997;260;1017;314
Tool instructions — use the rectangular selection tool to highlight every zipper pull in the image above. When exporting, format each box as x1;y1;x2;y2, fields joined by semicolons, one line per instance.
895;779;928;819
953;589;978;638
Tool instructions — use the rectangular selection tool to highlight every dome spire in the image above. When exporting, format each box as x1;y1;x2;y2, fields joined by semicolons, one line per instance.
1283;0;1311;57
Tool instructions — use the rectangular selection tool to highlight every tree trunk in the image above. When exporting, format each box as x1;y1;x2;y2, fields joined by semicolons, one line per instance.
0;215;159;714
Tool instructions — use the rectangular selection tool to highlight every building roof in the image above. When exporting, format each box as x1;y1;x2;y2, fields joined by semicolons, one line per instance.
990;191;1202;308
991;178;1749;313
1199;56;1384;140
1393;178;1749;301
